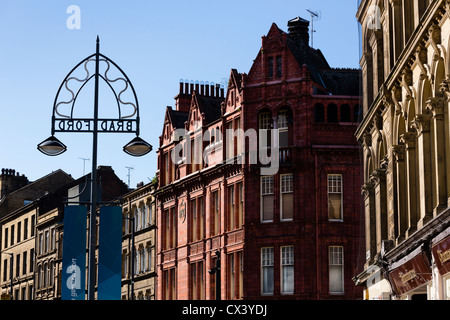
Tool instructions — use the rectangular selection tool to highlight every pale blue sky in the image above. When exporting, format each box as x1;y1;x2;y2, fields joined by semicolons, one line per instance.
0;0;361;186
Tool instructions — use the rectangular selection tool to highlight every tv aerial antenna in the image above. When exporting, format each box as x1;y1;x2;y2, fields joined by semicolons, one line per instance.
78;157;90;175
125;166;134;188
307;9;321;48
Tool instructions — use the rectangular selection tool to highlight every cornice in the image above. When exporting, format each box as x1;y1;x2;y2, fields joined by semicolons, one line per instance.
356;0;446;140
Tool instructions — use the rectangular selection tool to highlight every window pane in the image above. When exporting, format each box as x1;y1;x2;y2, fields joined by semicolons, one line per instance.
259;112;272;129
328;194;342;220
329;246;344;294
281;174;293;193
282;265;294;293
282;193;294;220
262;176;274;194
263;195;274;221
261;248;274;294
281;246;294;293
263;267;274;294
279;130;288;148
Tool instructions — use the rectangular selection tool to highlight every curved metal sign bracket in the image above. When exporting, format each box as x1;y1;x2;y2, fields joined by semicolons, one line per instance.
51;50;140;135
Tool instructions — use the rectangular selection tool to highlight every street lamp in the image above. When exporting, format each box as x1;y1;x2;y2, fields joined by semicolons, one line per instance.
123;137;153;157
37;36;151;300
37;136;67;156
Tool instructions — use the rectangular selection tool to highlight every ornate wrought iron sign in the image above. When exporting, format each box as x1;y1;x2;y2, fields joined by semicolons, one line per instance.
50;40;141;135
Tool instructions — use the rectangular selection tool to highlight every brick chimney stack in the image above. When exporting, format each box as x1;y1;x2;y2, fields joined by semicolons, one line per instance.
287;17;310;52
175;79;224;112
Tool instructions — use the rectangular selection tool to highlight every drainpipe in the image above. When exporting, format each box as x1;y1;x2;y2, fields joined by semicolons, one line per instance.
315;151;320;300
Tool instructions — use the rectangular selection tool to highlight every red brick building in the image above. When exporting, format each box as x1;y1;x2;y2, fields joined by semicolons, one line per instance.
155;17;363;300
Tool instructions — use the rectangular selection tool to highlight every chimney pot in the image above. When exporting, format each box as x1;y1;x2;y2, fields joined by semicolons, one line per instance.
215;84;220;97
179;80;184;94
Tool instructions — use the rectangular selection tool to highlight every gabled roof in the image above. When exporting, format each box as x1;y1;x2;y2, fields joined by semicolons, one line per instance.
249;18;361;96
228;69;243;91
194;92;223;124
166;106;188;129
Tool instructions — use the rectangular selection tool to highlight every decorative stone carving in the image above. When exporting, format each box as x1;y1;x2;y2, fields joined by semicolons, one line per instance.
429;25;442;60
381;84;393;109
400;132;416;149
361;181;375;198
371;168;387;185
363;132;372;148
401;69;413;101
391;85;403;116
410;114;431;135
416;45;429;79
426;96;445;118
439;77;450;100
392;144;406;161
373;113;383;131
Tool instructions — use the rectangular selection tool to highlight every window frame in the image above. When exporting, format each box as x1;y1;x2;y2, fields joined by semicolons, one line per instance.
329;245;344;295
280;246;294;294
260;176;274;223
327;174;343;221
261;247;274;295
280;173;294;221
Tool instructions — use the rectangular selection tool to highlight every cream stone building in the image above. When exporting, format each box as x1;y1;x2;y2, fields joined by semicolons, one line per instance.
0;169;73;300
121;182;156;300
355;0;450;300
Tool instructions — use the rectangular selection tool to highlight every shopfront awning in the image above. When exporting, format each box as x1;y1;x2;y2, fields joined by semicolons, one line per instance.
431;226;450;276
387;245;432;296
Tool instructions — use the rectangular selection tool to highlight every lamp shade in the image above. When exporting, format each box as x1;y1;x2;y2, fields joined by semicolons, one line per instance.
37;136;67;156
123;137;152;157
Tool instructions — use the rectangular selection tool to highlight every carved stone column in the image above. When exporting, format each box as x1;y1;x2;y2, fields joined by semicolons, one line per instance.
370;168;388;254
411;114;433;228
426;97;447;215
439;78;450;207
389;0;404;60
362;182;376;267
400;132;418;236
393;144;406;243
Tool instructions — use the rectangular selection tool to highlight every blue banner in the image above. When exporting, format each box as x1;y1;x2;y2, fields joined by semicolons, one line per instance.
98;206;123;300
61;205;87;300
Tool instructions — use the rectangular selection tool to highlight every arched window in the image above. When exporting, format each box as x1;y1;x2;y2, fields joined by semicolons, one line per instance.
340;104;351;122
141;203;147;229
327;104;338;123
314;103;324;122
